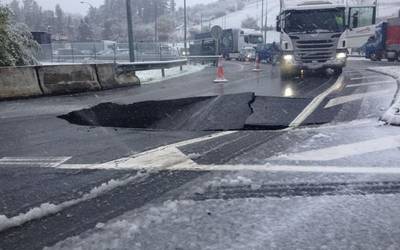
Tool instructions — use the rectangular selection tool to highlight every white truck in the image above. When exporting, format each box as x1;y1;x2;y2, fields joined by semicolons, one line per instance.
276;0;377;78
221;29;264;60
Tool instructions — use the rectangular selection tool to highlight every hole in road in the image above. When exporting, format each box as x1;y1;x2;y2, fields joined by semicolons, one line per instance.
59;93;314;131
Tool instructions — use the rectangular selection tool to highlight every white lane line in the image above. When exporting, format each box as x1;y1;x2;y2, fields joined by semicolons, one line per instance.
60;131;236;170
324;89;393;108
346;80;394;88
350;75;383;81
0;157;71;168
169;164;400;174
60;163;400;174
289;74;344;127
274;135;400;161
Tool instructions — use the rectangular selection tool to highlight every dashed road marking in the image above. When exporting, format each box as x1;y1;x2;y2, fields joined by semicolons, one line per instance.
324;89;393;108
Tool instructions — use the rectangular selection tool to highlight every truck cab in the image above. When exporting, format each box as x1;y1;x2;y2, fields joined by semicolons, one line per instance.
277;1;376;78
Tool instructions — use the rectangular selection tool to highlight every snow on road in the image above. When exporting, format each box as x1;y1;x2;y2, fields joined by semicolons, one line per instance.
0;173;147;233
369;66;400;125
47;194;400;250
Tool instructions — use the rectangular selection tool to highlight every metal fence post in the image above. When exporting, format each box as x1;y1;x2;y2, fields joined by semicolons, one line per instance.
93;43;97;61
50;43;53;63
71;43;75;63
161;68;165;78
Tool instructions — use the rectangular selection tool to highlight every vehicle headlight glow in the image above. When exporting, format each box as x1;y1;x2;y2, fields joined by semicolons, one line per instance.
336;52;347;59
283;54;294;62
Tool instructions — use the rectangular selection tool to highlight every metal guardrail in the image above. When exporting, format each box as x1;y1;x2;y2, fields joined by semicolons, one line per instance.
186;55;221;66
122;59;188;71
117;59;188;78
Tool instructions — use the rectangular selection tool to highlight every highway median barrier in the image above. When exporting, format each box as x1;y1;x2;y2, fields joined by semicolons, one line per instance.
96;64;140;90
0;66;43;100
37;64;101;95
1;60;189;100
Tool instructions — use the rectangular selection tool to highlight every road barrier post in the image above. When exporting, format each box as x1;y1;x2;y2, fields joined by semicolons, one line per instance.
214;57;228;83
252;55;263;72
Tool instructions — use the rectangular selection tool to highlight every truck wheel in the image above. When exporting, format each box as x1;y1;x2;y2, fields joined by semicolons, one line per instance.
388;58;396;62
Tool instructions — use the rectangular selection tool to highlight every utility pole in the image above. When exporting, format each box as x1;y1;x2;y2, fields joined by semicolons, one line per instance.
154;1;158;42
261;0;264;36
200;15;203;32
126;0;135;62
264;0;268;43
183;0;187;55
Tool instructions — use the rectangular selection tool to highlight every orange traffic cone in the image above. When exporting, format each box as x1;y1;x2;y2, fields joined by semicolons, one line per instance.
252;55;262;72
214;57;228;83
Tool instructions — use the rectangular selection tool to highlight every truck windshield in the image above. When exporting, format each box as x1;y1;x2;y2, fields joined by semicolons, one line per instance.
247;35;263;44
284;8;345;34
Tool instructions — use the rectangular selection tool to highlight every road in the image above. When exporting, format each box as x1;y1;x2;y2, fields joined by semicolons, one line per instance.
1;58;400;250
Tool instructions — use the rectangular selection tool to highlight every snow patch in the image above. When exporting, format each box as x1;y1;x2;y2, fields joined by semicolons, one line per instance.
47;194;400;250
0;172;146;233
369;66;400;125
136;64;206;84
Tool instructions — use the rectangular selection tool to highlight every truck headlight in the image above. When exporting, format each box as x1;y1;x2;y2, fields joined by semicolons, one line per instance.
283;54;294;62
336;52;347;59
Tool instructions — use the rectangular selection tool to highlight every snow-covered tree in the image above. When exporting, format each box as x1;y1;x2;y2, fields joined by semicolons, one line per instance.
0;6;39;66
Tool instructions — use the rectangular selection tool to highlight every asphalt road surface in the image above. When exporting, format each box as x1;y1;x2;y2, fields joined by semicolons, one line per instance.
1;59;400;250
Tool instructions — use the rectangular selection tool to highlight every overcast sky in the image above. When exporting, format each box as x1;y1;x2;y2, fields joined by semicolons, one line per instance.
18;0;218;15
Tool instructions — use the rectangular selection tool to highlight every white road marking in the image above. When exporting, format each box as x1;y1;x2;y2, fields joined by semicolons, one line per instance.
169;164;400;174
274;135;400;161
60;131;236;170
324;89;393;108
289;74;344;127
0;157;71;168
60;163;400;174
346;80;394;88
350;75;383;81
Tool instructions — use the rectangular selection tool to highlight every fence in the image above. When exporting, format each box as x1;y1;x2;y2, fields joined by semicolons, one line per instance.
37;41;184;64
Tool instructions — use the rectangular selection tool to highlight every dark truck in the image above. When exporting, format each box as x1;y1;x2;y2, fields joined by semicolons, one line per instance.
365;15;400;62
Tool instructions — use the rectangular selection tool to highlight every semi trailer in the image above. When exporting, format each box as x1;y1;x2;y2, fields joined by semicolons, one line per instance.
189;28;263;59
365;15;400;61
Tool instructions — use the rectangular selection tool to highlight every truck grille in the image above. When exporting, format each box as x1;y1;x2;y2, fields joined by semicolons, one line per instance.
294;39;335;63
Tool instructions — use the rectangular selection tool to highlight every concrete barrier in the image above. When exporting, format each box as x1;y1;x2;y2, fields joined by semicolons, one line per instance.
37;64;101;95
96;64;140;90
0;66;42;100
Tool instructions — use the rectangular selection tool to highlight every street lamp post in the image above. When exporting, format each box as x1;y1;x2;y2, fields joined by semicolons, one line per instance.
261;0;264;33
183;0;187;56
126;0;135;62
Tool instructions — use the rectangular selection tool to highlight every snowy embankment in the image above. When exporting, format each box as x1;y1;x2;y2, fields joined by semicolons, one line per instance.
369;66;400;125
136;64;206;84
